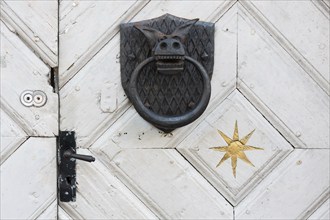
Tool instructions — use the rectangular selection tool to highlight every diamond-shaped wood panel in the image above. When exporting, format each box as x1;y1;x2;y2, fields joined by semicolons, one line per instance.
177;91;293;205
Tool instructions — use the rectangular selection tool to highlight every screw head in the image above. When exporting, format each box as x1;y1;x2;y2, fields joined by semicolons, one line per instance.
20;90;34;107
33;90;47;107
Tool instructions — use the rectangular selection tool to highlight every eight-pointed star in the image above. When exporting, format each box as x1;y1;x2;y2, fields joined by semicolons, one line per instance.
210;121;263;178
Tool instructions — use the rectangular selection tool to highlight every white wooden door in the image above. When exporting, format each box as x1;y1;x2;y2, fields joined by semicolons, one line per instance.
0;1;58;219
59;0;329;219
58;0;329;219
2;0;328;219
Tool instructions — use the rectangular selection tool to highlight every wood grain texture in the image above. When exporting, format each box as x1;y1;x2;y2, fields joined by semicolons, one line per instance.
58;207;73;220
91;148;233;219
60;34;130;148
308;199;330;220
0;108;27;164
324;0;330;8
1;20;58;136
59;0;148;88
236;149;330;219
240;1;330;94
0;138;56;219
36;200;57;220
237;11;329;149
177;91;293;205
59;149;156;220
250;0;329;82
0;0;58;67
311;0;330;19
130;0;234;23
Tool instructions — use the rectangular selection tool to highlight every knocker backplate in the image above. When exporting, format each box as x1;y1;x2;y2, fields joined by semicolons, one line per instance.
120;14;215;131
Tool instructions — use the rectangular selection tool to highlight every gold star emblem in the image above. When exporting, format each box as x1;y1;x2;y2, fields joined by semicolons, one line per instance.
210;121;263;178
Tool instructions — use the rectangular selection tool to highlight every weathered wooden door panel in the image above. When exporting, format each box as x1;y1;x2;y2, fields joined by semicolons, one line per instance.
0;109;27;164
236;149;329;219
308;199;330;220
0;138;56;219
177;91;293;205
59;1;236;219
59;0;149;88
244;1;329;92
0;0;58;67
95;149;233;219
2;0;328;219
1;1;58;219
1;21;58;137
2;0;326;219
59;0;236;148
237;4;329;149
59;149;156;219
58;0;329;219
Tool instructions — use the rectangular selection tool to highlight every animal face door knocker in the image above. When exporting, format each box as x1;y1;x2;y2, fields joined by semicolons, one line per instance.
120;14;215;132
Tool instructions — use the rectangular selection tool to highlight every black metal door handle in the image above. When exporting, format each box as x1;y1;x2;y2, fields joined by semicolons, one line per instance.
59;131;95;202
128;56;211;131
63;150;95;162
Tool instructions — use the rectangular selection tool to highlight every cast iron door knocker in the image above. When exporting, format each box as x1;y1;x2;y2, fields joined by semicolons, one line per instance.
120;14;215;132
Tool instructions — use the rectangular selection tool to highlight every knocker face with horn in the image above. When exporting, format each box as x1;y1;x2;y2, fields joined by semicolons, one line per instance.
121;14;214;131
134;18;198;74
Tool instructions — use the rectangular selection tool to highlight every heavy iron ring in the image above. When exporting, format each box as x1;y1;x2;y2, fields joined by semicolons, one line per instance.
129;56;211;131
